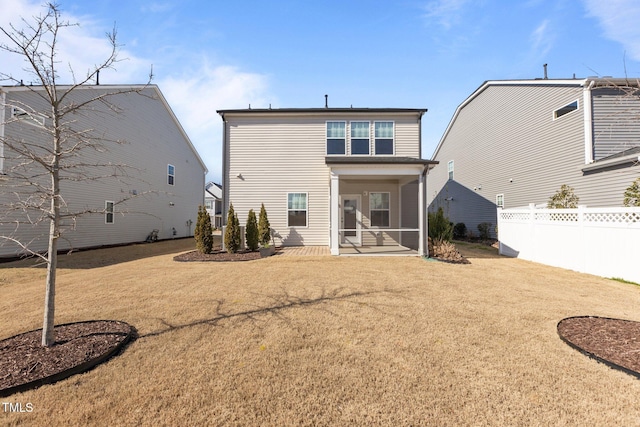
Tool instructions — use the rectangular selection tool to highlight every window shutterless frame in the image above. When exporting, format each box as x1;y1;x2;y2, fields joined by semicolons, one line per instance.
496;193;504;208
553;100;579;120
105;201;114;224
374;121;394;155
350;121;370;155
369;192;390;227
287;192;308;227
326;121;346;155
448;160;454;180
167;164;175;186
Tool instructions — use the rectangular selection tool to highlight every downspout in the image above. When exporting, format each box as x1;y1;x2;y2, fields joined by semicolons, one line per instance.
583;80;595;164
220;112;228;226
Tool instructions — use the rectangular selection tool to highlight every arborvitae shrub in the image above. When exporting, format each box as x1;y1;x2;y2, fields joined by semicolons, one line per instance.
194;205;213;253
245;209;259;251
258;203;271;246
224;203;241;253
428;207;453;243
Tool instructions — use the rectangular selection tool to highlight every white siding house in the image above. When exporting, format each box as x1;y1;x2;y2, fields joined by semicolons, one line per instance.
428;78;640;236
0;84;208;258
218;108;437;255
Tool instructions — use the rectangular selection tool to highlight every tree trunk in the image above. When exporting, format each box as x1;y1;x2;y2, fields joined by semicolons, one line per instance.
42;136;61;347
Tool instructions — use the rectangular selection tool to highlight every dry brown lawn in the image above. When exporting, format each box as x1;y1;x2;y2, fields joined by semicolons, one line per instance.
2;239;640;426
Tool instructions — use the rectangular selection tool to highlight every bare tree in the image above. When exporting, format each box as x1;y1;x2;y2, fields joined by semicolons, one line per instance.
0;3;151;346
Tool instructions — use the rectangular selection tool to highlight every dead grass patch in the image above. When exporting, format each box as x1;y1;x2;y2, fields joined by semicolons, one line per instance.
2;240;640;425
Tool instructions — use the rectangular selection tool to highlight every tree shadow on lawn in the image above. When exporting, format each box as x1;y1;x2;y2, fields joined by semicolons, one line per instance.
0;238;200;270
138;286;406;340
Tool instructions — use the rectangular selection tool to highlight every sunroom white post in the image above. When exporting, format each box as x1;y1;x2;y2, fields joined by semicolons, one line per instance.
418;170;426;257
330;172;340;255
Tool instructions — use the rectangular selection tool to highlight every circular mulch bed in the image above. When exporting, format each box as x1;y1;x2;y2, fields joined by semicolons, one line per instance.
173;249;263;262
558;316;640;379
0;320;135;397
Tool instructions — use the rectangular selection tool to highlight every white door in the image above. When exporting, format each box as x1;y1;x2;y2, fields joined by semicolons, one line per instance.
341;195;361;246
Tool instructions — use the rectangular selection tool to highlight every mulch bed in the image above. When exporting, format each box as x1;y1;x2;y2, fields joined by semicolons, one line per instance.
173;249;263;262
558;316;640;379
0;320;134;397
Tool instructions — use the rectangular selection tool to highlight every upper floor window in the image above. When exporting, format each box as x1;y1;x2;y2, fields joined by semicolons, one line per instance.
369;192;390;227
11;106;45;127
448;160;454;180
168;164;175;186
326;122;346;155
554;100;578;119
287;192;308;227
496;194;504;208
350;121;370;155
374;122;394;155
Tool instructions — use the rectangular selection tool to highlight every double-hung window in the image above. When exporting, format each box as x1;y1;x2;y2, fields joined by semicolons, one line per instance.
374;122;394;155
287;192;308;227
168;164;175;186
448;160;454;180
105;201;114;224
496;194;504;208
369;192;390;227
326;122;346;155
350;121;370;155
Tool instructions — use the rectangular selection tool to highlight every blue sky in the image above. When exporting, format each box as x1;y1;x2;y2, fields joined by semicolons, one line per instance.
2;0;640;183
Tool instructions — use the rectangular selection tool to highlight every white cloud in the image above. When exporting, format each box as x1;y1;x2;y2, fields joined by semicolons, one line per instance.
583;0;640;61
158;64;273;182
0;0;151;84
530;19;553;58
423;0;469;29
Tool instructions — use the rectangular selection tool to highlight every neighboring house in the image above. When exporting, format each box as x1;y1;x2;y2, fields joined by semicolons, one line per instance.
205;181;223;228
428;78;640;236
0;84;208;258
218;107;437;256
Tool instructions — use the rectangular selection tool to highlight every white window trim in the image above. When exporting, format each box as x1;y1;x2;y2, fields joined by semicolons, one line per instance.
168;164;175;186
105;200;115;224
287;192;309;228
373;121;395;155
496;193;504;208
326;121;346;156
11;106;45;127
447;160;454;180
553;100;579;120
369;191;391;228
349;121;371;156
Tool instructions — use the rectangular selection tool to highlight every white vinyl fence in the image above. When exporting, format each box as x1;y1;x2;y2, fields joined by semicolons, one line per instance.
497;205;640;284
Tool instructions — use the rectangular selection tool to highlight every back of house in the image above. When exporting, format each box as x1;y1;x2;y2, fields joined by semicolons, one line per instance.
428;78;640;237
218;107;436;255
0;84;207;259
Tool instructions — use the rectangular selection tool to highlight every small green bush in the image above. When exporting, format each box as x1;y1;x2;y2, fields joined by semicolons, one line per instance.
258;203;271;246
194;205;213;254
428;207;453;242
224;203;241;254
245;209;259;251
453;222;467;239
477;222;492;240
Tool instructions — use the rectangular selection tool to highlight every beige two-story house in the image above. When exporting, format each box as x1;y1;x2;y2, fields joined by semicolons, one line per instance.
218;107;437;256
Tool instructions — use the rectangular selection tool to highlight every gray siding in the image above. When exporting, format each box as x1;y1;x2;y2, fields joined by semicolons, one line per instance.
429;81;640;237
0;85;206;258
592;87;640;160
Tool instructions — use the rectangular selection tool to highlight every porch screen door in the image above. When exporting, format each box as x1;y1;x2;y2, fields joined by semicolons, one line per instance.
341;195;361;246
